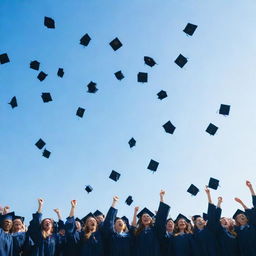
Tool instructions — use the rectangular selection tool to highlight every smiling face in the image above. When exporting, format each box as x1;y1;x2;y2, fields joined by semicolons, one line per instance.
141;213;152;227
95;215;104;224
220;217;230;229
166;219;174;233
75;221;82;231
12;219;23;232
114;218;126;232
2;219;12;232
195;217;206;230
42;218;53;231
177;218;187;231
86;217;97;231
235;214;248;226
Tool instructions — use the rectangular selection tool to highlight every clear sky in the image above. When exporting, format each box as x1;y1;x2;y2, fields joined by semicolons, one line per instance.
1;0;256;224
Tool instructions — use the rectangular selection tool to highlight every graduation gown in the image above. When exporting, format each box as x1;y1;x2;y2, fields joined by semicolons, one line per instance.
65;216;104;256
102;206;134;256
193;203;219;256
12;232;34;256
27;212;66;256
0;228;13;256
171;233;194;256
133;202;170;256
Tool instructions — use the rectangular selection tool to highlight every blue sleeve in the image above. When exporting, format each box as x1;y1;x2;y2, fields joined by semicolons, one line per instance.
154;202;170;238
245;208;256;226
206;203;218;231
102;206;117;236
58;220;65;231
65;216;76;234
252;195;256;208
27;212;42;243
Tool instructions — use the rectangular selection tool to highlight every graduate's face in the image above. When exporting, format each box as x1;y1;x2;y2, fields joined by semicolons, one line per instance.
75;221;82;231
59;229;65;236
114;219;126;232
236;214;248;226
141;214;152;226
195;217;206;230
96;215;104;224
220;217;230;228
166;220;174;232
86;217;97;231
12;219;23;232
2;219;12;232
42;218;53;231
177;219;187;230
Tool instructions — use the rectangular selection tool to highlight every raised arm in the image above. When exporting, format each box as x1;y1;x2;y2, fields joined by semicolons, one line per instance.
69;200;77;218
132;207;139;227
234;197;249;210
37;198;43;213
217;196;223;209
216;197;223;222
3;206;10;215
205;186;212;204
54;208;62;220
246;180;256;196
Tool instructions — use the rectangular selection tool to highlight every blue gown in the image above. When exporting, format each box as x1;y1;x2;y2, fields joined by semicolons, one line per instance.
172;233;194;256
12;231;34;256
193;203;220;256
102;206;134;256
133;202;170;256
27;212;66;256
0;228;13;256
65;216;104;256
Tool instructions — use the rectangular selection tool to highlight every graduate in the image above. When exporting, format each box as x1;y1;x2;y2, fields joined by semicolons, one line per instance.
132;190;170;256
27;198;66;256
53;208;65;236
233;180;256;255
192;187;220;256
102;195;134;256
65;200;104;256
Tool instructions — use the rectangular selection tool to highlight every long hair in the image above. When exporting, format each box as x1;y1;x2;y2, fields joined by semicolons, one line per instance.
41;218;54;239
114;218;128;233
221;218;237;237
83;218;97;240
134;218;154;236
173;220;193;236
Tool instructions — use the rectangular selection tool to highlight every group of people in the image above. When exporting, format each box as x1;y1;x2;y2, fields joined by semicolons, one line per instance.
1;181;256;256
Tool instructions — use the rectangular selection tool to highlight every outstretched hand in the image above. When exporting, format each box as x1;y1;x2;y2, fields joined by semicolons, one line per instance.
246;180;252;188
38;198;44;205
53;208;60;214
134;206;139;213
71;200;77;208
234;197;243;204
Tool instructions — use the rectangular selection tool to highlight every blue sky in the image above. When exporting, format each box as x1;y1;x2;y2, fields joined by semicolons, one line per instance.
1;0;256;223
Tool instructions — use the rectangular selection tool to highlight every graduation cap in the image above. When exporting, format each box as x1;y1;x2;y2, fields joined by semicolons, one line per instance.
42;149;51;158
192;215;201;221
94;210;104;217
0;212;15;222
75;217;82;224
76;107;85;118
81;212;96;224
41;93;52;103
30;60;40;70
128;138;136;148
163;121;176;134
13;216;25;223
109;170;121;182
0;53;10;64
80;33;91;46
137;207;155;218
121;216;130;228
8;96;18;108
137;72;148;83
57;68;64;78
219;104;230;116
206;123;218;135
114;71;124;80
183;23;198;36
174;54;188;68
208;177;219;190
87;81;98;93
35;138;46;150
174;213;190;223
44;16;55;29
203;213;208;221
85;185;93;193
37;71;48;81
109;37;123;51
144;56;156;67
147;159;159;172
187;184;199;196
233;209;245;219
125;196;133;206
157;90;167;100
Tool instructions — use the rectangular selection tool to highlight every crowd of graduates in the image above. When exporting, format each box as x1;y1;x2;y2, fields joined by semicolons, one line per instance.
1;181;256;256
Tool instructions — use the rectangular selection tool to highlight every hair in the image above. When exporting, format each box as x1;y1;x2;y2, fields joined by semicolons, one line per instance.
114;218;128;232
173;219;193;236
83;217;97;240
220;218;237;236
41;218;54;239
134;217;154;236
11;219;24;233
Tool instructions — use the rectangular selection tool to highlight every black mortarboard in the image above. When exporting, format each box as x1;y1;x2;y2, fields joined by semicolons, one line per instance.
157;90;167;100
192;215;201;221
121;216;130;228
144;56;156;67
203;213;208;221
35;138;46;150
75;217;82;224
114;71;124;80
128;138;136;148
187;184;199;196
44;17;55;29
125;196;133;206
163;121;176;134
219;104;230;116
41;93;52;103
57;68;64;78
174;54;188;68
147;159;159;172
208;177;219;190
137;72;148;83
80;33;91;46
109;170;121;182
0;212;15;222
42;149;51;158
109;37;123;51
206;123;218;135
8;97;18;108
37;71;48;81
30;60;40;70
13;215;25;223
0;53;10;64
183;23;198;36
233;209;245;219
94;210;104;217
85;185;93;193
87;81;98;93
76;107;85;118
81;212;96;224
137;207;155;218
175;213;190;223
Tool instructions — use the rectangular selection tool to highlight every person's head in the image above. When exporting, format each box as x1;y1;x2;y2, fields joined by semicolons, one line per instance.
194;217;206;230
75;220;82;231
235;213;248;226
85;217;97;232
2;219;13;232
166;218;174;233
41;218;54;232
114;218;127;233
174;218;192;234
12;218;24;233
140;213;153;227
59;229;65;236
95;215;104;224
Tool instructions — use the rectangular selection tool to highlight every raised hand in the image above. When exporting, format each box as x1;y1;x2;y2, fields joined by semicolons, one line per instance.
246;180;252;188
218;196;223;203
53;208;60;214
205;186;210;194
134;206;139;213
3;206;10;214
113;196;119;202
37;198;44;213
71;200;77;208
160;190;165;202
234;197;248;210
